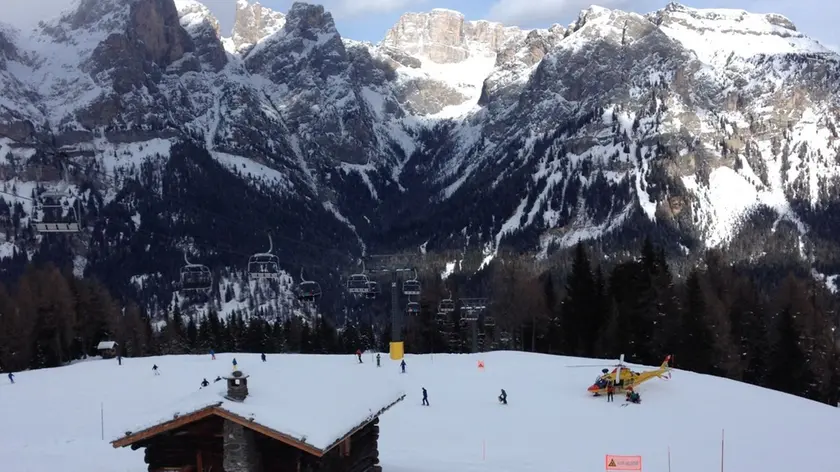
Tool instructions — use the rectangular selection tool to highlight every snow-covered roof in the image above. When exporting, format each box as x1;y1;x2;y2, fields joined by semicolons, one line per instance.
96;341;117;350
112;358;405;454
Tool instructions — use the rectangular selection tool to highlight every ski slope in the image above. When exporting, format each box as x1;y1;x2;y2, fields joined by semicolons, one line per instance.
0;351;836;472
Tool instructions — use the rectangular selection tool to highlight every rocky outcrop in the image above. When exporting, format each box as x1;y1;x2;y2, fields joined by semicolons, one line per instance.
230;0;286;53
382;8;528;63
174;0;227;71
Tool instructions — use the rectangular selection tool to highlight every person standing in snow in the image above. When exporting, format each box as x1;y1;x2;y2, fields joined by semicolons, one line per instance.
7;372;14;384
261;353;266;362
152;364;159;376
356;349;363;363
376;353;381;367
210;349;216;360
422;387;429;406
117;355;122;366
232;358;238;371
498;389;507;404
400;359;406;373
606;381;615;402
201;378;209;388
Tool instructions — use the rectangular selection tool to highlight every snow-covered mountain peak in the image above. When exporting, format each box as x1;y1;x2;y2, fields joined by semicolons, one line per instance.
649;2;832;65
174;0;220;37
226;0;286;54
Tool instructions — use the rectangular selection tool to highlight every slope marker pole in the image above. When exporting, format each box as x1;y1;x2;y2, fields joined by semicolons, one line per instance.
720;429;725;472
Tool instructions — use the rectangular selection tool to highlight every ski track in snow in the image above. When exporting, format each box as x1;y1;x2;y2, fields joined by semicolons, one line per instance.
0;351;836;472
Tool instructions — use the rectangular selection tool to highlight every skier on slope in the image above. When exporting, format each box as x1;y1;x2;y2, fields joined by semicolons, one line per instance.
498;389;507;405
356;349;363;363
7;372;14;384
201;378;209;388
400;359;406;373
376;353;381;367
422;387;429;406
210;349;216;360
261;353;266;362
152;364;160;376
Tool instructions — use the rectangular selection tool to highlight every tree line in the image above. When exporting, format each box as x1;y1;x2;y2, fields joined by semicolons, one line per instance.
0;239;837;406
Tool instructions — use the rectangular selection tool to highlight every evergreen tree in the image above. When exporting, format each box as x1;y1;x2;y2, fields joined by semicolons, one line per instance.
678;270;715;373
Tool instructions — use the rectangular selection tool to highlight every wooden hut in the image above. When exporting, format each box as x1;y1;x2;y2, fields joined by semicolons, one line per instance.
112;369;404;472
97;341;118;359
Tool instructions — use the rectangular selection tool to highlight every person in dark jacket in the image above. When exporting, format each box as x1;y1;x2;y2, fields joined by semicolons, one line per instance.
201;378;209;388
498;389;507;404
261;353;266;362
7;372;14;383
152;364;159;376
422;387;429;406
400;359;406;373
376;353;381;367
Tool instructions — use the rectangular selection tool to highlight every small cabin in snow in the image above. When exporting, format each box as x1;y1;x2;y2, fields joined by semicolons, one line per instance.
112;368;404;472
96;341;118;359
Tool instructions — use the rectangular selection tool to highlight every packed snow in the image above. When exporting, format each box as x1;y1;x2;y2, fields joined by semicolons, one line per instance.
0;351;836;472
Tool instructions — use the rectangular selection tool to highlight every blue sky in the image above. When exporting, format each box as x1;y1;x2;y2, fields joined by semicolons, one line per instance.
193;0;838;50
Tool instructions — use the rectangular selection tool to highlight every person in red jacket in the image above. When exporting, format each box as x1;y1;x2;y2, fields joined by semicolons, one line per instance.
606;382;615;402
356;349;363;363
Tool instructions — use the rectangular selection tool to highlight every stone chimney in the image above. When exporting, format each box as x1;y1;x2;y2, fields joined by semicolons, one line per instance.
224;370;249;402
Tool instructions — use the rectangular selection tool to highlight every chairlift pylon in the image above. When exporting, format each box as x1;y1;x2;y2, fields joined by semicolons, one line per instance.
402;268;421;296
180;251;212;292
347;260;370;294
248;234;281;280
296;267;321;302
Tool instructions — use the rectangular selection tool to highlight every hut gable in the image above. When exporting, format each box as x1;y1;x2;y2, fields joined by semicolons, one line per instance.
111;368;405;455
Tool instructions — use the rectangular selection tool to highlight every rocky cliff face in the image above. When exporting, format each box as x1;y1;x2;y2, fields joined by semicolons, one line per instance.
227;0;286;53
0;0;839;319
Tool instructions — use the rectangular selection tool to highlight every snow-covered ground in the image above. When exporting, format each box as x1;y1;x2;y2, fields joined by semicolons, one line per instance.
0;351;836;471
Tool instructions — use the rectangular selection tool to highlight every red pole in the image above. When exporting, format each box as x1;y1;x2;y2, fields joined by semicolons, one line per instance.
720;429;725;472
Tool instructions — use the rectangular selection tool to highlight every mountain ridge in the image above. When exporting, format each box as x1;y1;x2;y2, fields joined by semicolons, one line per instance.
0;0;839;320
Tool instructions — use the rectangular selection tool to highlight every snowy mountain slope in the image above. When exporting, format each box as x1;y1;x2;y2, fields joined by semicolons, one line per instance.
0;351;836;472
1;0;840;315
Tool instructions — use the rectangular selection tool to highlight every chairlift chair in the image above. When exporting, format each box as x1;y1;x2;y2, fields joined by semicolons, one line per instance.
364;281;378;299
406;301;420;315
33;189;81;233
435;312;448;324
484;316;496;327
347;261;370;293
402;269;421;295
180;252;212;292
297;268;322;302
438;295;455;313
248;235;280;280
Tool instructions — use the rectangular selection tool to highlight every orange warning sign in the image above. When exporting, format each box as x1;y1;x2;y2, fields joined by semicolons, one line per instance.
477;360;485;369
605;455;642;470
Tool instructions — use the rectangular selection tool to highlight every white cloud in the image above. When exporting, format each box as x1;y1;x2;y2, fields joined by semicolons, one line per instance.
328;0;428;18
486;0;628;26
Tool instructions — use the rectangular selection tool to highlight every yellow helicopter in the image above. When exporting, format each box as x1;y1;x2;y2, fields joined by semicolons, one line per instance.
567;354;672;395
